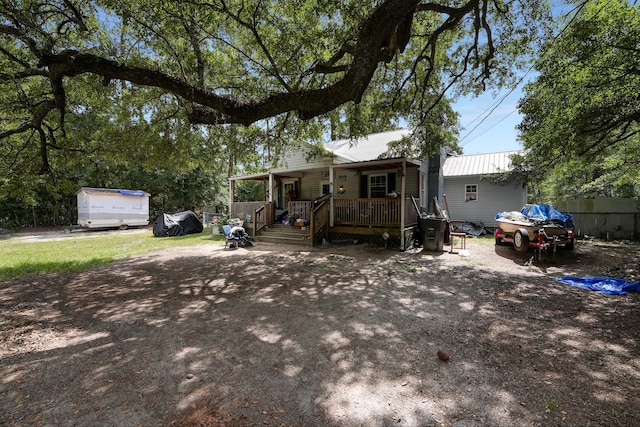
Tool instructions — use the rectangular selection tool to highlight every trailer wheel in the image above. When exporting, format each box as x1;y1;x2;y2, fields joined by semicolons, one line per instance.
513;229;529;252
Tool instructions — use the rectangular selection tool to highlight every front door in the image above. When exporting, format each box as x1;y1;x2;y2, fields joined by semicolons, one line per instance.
282;180;298;207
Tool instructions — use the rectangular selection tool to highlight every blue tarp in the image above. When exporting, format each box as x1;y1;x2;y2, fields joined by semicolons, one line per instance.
556;276;640;295
117;189;148;197
520;204;574;228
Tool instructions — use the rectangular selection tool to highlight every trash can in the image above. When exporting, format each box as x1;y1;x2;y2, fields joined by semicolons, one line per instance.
421;217;446;251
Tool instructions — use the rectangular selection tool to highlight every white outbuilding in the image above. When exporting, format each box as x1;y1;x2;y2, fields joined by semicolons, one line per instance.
76;187;150;229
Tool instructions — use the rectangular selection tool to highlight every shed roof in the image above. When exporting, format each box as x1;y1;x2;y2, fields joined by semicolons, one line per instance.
323;129;412;162
77;187;150;196
443;151;523;177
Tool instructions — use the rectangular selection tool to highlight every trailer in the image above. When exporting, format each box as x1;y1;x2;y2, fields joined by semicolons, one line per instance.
494;225;574;253
76;187;150;229
495;204;575;259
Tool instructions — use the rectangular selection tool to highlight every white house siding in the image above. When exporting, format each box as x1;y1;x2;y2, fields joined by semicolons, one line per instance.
298;169;347;200
332;170;360;199
444;176;526;227
271;146;333;173
298;170;322;200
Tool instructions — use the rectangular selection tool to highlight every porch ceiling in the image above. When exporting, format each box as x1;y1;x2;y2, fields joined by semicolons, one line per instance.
229;172;270;181
332;157;421;171
230;158;421;181
230;171;304;182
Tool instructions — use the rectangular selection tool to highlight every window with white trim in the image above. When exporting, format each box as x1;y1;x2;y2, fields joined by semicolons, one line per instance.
369;174;387;198
465;184;478;202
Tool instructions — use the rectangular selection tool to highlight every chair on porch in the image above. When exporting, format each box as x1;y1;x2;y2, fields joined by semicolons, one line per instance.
222;224;239;249
448;220;467;253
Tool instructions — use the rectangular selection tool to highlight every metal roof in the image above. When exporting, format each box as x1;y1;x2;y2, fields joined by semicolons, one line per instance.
442;151;523;176
323;129;412;162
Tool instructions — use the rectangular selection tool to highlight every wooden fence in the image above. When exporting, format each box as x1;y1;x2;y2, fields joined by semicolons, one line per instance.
230;201;265;222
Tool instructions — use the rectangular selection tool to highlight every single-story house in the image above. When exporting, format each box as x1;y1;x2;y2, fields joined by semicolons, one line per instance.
442;151;527;228
229;130;524;248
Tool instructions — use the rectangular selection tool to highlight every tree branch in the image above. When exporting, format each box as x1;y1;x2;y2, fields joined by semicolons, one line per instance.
38;0;426;125
3;0;508;130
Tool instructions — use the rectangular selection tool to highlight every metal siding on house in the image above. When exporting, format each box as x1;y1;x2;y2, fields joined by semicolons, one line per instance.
443;151;527;226
444;176;526;227
443;176;466;219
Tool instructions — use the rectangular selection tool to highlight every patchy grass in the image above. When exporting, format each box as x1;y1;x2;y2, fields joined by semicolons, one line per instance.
0;228;225;281
472;235;497;246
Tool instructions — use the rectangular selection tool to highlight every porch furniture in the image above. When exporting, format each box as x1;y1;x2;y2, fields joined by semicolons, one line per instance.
222;225;239;249
448;220;467;253
442;194;467;254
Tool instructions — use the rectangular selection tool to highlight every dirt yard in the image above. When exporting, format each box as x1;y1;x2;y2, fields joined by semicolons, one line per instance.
1;234;639;426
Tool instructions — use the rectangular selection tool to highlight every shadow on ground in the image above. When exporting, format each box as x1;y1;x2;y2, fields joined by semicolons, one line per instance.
1;239;639;426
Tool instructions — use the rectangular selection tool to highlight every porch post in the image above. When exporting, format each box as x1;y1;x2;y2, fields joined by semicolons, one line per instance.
329;166;335;227
228;178;235;217
268;173;274;203
400;160;407;250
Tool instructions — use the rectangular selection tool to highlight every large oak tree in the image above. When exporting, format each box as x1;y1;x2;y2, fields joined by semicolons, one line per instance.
0;0;552;225
2;0;551;133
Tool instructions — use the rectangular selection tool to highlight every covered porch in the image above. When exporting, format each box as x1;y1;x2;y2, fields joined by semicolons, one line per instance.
229;158;422;249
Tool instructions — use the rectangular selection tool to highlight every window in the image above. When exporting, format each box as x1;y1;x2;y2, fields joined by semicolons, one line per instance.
465;184;478;202
370;174;387;198
360;172;395;198
320;181;330;195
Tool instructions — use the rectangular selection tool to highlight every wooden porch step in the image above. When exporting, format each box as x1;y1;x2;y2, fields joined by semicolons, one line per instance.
256;223;312;246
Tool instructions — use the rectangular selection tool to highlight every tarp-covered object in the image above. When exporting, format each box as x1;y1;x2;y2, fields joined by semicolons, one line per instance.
153;210;203;237
520;204;574;228
556;276;640;295
496;204;574;228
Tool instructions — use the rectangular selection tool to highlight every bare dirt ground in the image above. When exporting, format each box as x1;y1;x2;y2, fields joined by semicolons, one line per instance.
1;233;639;427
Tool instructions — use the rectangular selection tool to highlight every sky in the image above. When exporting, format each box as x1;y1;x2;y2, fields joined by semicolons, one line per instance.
453;81;528;155
454;1;575;155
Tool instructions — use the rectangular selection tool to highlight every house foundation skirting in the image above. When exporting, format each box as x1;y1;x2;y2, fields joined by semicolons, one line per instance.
328;231;401;248
328;225;419;250
329;225;401;237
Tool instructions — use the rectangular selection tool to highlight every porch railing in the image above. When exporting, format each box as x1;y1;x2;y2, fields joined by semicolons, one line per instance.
234;196;417;235
310;195;330;245
334;198;401;226
287;200;313;221
254;202;274;234
404;196;419;227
